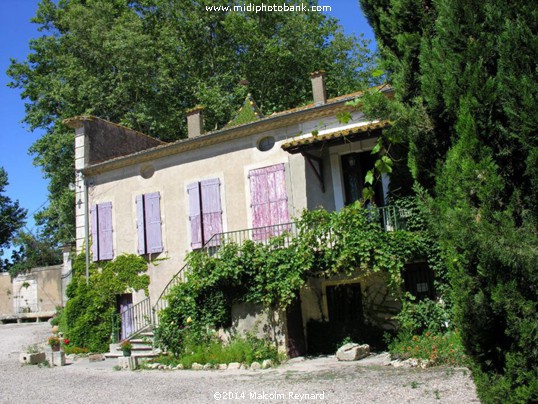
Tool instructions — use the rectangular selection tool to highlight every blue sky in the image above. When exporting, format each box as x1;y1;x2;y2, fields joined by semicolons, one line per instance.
0;1;375;244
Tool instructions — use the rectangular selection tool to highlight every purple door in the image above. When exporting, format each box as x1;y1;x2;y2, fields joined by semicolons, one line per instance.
118;294;133;340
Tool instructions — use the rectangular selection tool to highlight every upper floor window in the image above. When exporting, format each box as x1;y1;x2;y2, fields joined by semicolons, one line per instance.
187;179;223;249
341;151;388;207
91;202;114;261
136;192;163;255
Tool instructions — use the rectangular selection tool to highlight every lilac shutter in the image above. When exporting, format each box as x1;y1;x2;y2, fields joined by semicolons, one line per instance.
200;179;223;246
98;202;114;260
249;164;288;240
187;182;202;249
90;204;98;262
136;195;146;255
144;192;163;253
249;167;270;240
270;164;290;225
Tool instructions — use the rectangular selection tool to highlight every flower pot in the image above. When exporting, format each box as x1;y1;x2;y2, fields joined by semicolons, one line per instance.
51;345;60;352
123;350;131;357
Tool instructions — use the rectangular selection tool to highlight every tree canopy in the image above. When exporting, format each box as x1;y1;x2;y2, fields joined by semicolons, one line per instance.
0;167;26;270
360;0;538;401
8;0;377;245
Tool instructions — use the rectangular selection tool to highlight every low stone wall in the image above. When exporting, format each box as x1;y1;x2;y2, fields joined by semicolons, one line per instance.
0;266;63;323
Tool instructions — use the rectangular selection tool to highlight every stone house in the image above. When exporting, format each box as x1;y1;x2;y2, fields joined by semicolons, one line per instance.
67;72;432;355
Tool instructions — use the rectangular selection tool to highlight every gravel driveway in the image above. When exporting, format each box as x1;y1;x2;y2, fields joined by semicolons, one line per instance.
0;322;479;404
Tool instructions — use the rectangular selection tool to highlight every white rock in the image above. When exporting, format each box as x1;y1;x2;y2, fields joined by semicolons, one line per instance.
227;362;240;370
218;364;228;370
191;363;203;370
250;361;261;370
261;359;272;369
336;343;370;361
203;363;213;370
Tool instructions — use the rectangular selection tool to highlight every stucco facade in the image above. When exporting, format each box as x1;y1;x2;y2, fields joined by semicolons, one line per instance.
68;74;401;353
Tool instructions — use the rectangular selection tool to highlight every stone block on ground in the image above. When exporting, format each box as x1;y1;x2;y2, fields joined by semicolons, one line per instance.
250;361;261;370
218;364;228;370
19;352;46;365
191;363;203;370
89;354;105;362
117;356;136;370
336;343;370;361
261;359;272;369
227;362;240;370
47;351;66;366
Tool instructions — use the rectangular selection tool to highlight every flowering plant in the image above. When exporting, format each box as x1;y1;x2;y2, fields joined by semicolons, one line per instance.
63;338;70;345
47;336;60;347
120;340;132;351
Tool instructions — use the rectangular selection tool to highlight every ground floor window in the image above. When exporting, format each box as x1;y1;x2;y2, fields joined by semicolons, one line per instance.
403;262;436;300
326;283;364;324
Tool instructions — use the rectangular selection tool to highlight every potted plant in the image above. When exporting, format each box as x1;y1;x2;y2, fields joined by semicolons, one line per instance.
120;340;132;357
47;336;61;352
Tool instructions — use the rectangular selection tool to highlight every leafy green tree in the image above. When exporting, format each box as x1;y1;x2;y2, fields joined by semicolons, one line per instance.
8;230;62;278
8;0;377;245
0;168;26;270
360;0;538;401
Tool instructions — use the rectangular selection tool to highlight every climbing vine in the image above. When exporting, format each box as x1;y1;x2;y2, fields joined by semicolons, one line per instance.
157;201;444;354
57;253;150;352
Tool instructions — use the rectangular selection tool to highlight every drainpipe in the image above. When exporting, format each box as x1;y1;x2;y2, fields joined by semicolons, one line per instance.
83;175;90;285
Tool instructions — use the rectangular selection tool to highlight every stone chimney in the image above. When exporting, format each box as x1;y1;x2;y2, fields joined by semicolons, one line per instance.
187;106;205;138
310;70;327;105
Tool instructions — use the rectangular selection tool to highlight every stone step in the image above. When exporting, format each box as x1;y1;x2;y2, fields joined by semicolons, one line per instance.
104;351;159;359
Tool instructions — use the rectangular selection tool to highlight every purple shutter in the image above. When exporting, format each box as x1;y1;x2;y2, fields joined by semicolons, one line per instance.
200;179;223;246
90;204;98;262
187;182;202;249
136;195;146;254
144;192;163;253
249;167;270;240
270;164;289;227
249;164;289;240
98;202;114;260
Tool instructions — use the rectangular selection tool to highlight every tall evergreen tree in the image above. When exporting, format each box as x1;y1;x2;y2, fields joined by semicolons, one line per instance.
8;0;377;245
360;0;538;401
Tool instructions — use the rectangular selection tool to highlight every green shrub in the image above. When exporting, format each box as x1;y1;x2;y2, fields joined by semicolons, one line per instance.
394;297;451;336
151;332;280;369
389;330;467;366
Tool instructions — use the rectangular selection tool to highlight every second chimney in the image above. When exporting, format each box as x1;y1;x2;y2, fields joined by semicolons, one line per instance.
310;70;327;105
186;106;205;138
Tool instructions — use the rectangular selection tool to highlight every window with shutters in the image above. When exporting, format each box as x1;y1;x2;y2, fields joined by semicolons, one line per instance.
248;163;290;240
90;202;114;261
136;192;163;255
187;178;223;249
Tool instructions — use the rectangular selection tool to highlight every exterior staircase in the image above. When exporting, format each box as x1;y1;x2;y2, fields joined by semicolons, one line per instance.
105;328;160;359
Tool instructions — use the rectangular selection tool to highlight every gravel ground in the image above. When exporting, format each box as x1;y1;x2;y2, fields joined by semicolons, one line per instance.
0;322;479;404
